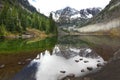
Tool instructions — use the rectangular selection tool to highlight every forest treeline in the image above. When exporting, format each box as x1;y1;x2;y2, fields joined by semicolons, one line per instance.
0;0;57;36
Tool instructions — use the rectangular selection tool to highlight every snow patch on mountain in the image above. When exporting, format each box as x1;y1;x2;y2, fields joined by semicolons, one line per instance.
51;7;102;26
71;14;81;19
52;7;101;20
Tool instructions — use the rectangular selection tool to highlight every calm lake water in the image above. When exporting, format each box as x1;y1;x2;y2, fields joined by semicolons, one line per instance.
0;35;120;80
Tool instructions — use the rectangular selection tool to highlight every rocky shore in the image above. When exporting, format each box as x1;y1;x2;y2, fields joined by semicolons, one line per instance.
62;49;120;80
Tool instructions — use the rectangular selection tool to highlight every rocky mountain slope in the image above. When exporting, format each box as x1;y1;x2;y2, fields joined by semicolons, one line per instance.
52;7;101;27
77;0;120;36
18;0;37;12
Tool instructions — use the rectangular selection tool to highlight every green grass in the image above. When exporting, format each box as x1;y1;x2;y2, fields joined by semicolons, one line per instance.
0;36;57;54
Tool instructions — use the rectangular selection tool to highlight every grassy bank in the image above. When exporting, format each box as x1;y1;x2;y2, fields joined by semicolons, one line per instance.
0;36;57;54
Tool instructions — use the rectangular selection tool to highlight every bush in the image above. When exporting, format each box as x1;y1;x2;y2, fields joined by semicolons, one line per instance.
0;24;7;36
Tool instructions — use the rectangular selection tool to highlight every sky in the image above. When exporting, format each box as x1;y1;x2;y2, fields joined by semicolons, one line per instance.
28;0;111;16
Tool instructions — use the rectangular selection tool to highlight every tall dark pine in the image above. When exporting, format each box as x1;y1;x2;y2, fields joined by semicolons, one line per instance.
49;13;57;34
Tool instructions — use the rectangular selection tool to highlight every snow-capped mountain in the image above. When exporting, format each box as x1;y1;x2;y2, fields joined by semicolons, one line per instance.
80;8;102;18
52;7;102;27
52;7;80;21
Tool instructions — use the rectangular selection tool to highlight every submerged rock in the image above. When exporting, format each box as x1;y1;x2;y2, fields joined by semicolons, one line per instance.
87;67;93;71
62;73;75;80
81;69;85;72
60;71;66;73
75;60;79;63
0;64;5;68
84;61;89;63
80;58;83;61
97;63;103;68
25;58;32;62
97;60;100;62
18;62;25;65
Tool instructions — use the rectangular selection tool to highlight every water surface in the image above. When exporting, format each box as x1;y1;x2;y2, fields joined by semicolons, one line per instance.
0;35;120;80
58;35;120;60
0;36;57;80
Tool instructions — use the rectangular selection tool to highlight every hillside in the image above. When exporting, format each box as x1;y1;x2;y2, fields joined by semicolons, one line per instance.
77;0;120;36
0;0;57;38
87;0;120;24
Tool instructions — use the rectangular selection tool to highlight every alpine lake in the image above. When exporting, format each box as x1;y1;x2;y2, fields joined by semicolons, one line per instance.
0;35;120;80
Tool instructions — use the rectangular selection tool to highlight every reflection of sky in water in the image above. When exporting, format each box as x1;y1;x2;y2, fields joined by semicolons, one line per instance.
13;46;106;80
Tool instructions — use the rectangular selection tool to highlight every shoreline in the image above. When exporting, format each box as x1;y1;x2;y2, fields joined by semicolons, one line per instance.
62;49;120;80
0;28;57;39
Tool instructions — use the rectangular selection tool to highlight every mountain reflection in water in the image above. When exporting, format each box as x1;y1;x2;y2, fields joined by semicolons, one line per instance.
13;46;105;80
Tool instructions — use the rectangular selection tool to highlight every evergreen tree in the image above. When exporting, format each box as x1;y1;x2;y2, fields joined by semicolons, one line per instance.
49;13;57;34
0;0;58;36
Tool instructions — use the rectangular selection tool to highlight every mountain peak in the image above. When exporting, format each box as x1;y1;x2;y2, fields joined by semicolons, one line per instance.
64;6;72;10
63;6;77;11
52;7;102;26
